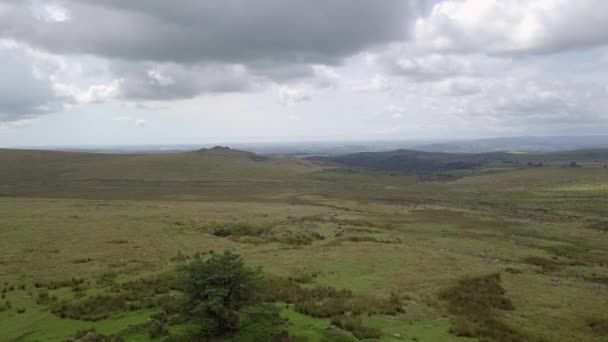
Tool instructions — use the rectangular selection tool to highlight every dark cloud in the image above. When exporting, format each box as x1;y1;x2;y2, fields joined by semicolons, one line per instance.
0;1;420;102
1;1;416;65
111;62;259;100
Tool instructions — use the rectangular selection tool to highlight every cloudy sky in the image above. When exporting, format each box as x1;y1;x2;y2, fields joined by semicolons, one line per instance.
1;0;608;146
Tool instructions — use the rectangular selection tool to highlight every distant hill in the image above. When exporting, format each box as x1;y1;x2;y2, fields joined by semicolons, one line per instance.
0;147;319;184
413;136;608;153
309;148;608;172
309;150;511;172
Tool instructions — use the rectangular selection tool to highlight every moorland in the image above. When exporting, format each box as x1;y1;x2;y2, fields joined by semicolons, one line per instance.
1;146;608;341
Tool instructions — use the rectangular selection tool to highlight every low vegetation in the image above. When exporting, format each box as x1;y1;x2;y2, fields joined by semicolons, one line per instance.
439;273;530;342
1;147;608;341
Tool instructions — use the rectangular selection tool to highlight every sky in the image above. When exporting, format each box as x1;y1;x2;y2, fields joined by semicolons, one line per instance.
1;0;608;147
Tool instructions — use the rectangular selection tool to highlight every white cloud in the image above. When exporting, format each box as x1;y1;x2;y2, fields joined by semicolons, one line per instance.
135;118;146;127
2;0;608;142
53;80;121;104
413;0;608;55
384;104;406;119
274;85;311;106
434;77;481;96
41;3;71;22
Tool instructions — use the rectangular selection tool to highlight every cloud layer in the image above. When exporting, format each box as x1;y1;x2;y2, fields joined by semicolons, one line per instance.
1;0;608;142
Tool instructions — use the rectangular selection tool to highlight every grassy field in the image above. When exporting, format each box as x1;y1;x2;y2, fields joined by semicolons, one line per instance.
1;148;608;341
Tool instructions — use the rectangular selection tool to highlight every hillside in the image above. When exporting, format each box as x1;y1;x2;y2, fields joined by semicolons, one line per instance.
0;147;320;182
309;148;608;172
1;146;608;341
414;135;608;153
0;147;322;200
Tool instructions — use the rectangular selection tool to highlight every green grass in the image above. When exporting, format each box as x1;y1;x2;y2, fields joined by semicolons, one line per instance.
1;148;608;341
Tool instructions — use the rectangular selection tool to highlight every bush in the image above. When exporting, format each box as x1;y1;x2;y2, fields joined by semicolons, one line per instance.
66;328;125;342
210;223;271;238
264;277;404;318
0;300;11;312
331;315;381;339
37;290;51;305
148;320;168;338
35;277;85;290
504;267;523;274
522;256;563;272
180;250;262;337
51;294;129;321
439;273;529;341
587;318;608;336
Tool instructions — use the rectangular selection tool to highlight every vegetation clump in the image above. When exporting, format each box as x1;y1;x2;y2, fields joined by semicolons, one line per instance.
543;244;608;267
208;221;325;245
34;277;85;290
66;329;125;342
331;314;381;339
264;277;404;318
522;256;564;272
439;273;530;342
587;318;608;336
51;294;129;321
179;250;263;337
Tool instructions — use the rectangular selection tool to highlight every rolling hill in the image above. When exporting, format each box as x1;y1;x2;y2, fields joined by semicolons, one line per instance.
309;148;608;172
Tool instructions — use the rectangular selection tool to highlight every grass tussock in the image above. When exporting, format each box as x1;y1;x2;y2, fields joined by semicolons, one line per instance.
66;328;125;342
34;277;86;290
587;221;608;233
51;294;129;321
587;318;608;336
208;222;325;246
346;235;401;244
331;314;381;339
583;276;608;285
521;256;564;272
104;239;129;244
264;277;404;318
48;273;180;321
543;245;608;267
504;267;523;274
440;273;532;342
71;257;93;264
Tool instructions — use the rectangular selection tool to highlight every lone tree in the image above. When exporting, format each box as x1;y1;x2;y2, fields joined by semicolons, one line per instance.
180;250;262;337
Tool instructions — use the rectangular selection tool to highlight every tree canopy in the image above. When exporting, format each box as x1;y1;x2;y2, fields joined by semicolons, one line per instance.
180;250;262;337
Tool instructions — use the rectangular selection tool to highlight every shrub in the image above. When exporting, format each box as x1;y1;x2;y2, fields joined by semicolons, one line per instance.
179;250;263;337
170;250;187;263
522;256;563;272
264;276;403;318
439;273;529;341
105;239;129;244
96;272;119;287
35;277;85;290
51;294;129;321
331;315;381;339
66;329;125;342
148;320;168;338
584;276;608;285
504;267;523;274
37;290;50;305
210;222;271;238
72;258;93;264
587;318;608;336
